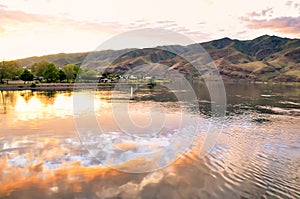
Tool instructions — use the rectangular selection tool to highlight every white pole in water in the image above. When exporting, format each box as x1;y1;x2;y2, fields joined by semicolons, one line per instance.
130;86;133;99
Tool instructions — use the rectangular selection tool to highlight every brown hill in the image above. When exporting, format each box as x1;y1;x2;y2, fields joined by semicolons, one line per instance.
15;35;300;82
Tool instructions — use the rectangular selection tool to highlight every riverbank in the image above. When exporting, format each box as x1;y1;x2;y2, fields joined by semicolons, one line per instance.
0;82;155;91
0;83;109;91
1;81;300;91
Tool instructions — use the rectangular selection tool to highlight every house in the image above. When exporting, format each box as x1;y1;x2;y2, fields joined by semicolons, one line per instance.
129;75;138;80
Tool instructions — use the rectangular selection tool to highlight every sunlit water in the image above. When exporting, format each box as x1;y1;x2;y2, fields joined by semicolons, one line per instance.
0;83;299;199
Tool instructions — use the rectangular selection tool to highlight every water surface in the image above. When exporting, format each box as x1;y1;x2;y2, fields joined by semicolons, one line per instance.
0;82;299;198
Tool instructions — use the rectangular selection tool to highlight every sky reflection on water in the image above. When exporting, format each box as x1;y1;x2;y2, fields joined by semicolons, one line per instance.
0;83;299;198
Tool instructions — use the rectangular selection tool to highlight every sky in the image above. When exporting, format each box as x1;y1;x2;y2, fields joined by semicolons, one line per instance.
0;0;299;60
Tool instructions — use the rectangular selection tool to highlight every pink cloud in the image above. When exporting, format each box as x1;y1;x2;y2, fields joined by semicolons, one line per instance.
248;7;273;17
285;0;300;11
0;6;122;34
0;7;47;24
241;16;300;36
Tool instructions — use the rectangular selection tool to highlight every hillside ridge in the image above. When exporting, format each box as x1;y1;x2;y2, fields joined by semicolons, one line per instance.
15;35;300;82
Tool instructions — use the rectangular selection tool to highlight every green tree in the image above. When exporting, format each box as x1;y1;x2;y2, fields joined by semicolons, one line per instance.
80;66;98;80
20;69;34;84
62;64;81;82
58;70;66;82
0;61;22;83
102;72;109;78
43;64;58;82
62;64;75;82
73;65;80;79
31;60;50;77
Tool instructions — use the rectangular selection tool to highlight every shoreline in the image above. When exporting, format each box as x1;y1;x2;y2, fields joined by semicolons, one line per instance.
1;81;300;91
0;83;109;91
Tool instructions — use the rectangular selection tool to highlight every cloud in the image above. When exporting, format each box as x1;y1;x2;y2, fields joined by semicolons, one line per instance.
0;7;46;24
248;7;273;17
122;20;210;42
126;21;151;30
241;16;300;36
125;20;180;30
156;20;175;24
0;4;7;9
0;6;125;59
285;0;300;12
0;6;122;35
285;0;300;8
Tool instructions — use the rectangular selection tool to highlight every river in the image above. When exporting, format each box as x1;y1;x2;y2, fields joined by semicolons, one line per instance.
0;82;299;199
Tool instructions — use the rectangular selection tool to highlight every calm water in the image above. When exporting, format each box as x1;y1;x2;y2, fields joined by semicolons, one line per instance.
0;82;299;199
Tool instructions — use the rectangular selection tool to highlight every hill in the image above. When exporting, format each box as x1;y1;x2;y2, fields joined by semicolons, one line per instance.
15;35;300;82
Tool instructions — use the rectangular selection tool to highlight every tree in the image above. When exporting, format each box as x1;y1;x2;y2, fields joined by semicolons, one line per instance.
62;64;75;82
31;60;50;77
102;72;109;78
20;69;34;84
58;70;66;82
0;61;22;83
79;66;98;80
62;64;81;82
43;64;58;82
73;65;80;79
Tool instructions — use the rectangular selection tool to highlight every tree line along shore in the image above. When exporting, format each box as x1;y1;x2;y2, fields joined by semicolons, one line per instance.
0;60;95;85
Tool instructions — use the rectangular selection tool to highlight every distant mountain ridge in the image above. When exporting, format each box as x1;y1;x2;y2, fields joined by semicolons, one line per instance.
16;35;300;82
